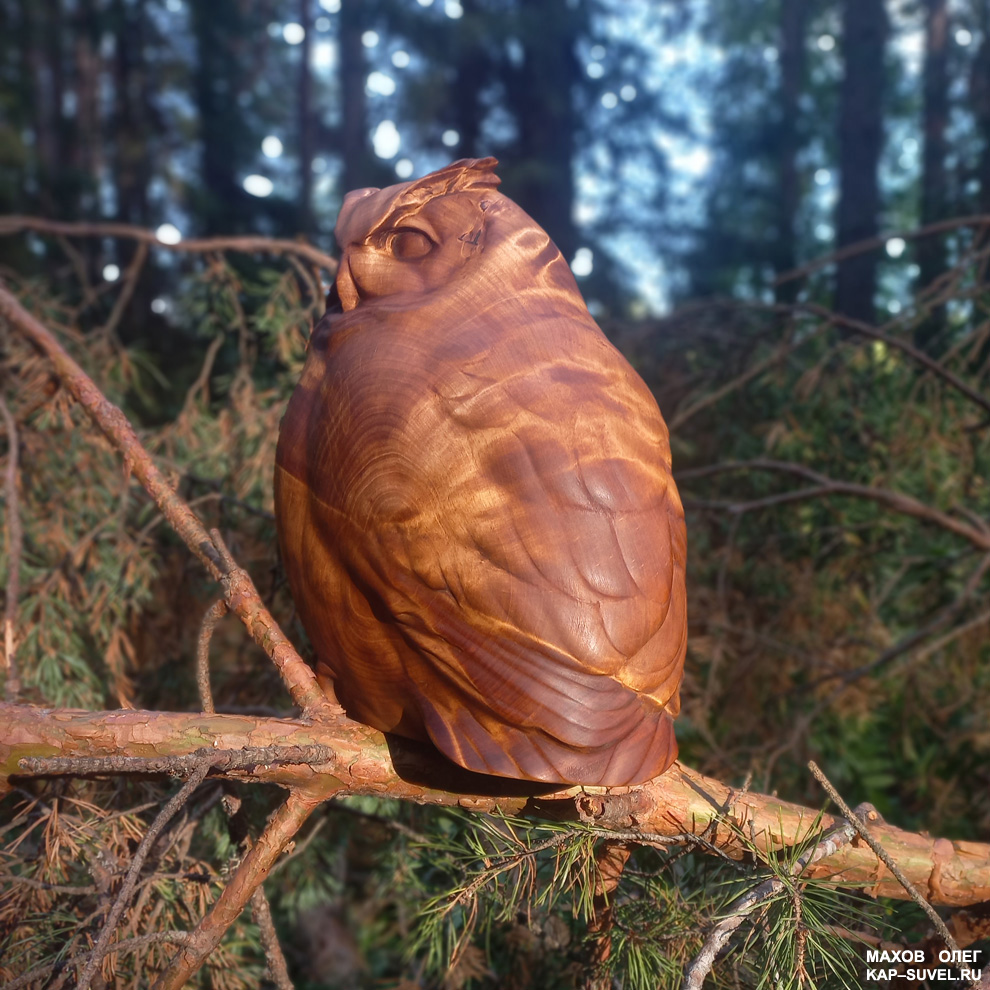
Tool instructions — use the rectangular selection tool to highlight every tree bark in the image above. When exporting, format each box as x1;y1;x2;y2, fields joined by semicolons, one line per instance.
298;0;314;233
4;703;990;908
339;0;377;197
972;1;990;215
503;0;581;265
451;0;489;158
915;0;949;350
835;0;888;323
775;0;809;304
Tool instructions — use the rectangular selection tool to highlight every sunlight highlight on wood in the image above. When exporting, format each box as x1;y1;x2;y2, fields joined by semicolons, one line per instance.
275;158;687;785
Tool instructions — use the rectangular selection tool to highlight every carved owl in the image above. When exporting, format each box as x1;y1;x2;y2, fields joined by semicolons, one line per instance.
274;158;686;786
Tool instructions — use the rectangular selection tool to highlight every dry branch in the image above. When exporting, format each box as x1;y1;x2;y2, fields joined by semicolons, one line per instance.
0;283;335;719
792;301;990;419
774;213;990;287
808;762;959;953
74;761;211;990
0;216;338;277
679;458;990;551
4;703;990;908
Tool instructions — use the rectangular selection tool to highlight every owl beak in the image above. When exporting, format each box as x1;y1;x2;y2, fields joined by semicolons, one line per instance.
335;257;360;312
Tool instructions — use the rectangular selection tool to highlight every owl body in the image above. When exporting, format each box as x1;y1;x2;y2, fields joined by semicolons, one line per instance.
275;158;686;786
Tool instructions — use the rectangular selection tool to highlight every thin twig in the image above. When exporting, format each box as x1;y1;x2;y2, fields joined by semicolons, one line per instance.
180;332;225;416
794;301;990;419
151;787;331;990
807;762;958;953
679;459;990;551
18;744;335;776
0;394;21;700
673;297;990;422
75;761;212;990
0;873;97;894
669;317;831;430
250;884;295;990
0;215;339;275
196;599;227;714
683;808;861;990
101;240;149;341
828;552;990;688
55;233;97;309
1;931;195;990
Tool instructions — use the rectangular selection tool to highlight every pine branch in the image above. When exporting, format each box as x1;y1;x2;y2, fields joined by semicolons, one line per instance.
3;702;989;909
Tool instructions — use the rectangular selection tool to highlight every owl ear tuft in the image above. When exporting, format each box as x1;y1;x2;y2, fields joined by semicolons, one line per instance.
335;159;501;250
416;157;500;196
387;158;500;214
378;157;500;223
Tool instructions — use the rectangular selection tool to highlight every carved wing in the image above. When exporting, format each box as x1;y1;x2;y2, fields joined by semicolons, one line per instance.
275;303;687;785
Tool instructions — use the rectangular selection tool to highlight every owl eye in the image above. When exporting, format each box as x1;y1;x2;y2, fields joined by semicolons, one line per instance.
387;228;434;260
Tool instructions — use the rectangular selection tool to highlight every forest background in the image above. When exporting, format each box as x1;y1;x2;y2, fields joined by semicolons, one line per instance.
1;0;990;987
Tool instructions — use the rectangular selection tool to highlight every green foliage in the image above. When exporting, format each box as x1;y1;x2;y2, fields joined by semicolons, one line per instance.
2;230;989;986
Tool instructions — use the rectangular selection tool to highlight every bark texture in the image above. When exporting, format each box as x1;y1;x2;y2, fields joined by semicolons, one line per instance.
4;703;990;907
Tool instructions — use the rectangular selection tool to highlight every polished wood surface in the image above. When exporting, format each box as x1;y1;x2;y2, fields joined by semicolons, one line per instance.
275;158;686;785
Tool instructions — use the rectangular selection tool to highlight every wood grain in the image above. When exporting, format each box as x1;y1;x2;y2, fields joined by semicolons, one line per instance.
275;159;687;785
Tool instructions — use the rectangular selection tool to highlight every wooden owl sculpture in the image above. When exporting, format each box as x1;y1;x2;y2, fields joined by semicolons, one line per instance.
274;157;687;786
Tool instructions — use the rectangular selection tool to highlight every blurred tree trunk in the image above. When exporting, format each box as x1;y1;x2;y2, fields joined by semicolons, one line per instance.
191;1;248;233
835;0;888;323
44;0;67;197
26;0;59;215
775;0;809;304
298;0;313;233
339;0;377;196
73;0;104;199
914;0;949;350
451;0;489;158
111;0;151;228
973;2;990;215
503;0;580;264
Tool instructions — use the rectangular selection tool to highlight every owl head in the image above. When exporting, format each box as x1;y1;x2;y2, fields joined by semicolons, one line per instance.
330;158;578;313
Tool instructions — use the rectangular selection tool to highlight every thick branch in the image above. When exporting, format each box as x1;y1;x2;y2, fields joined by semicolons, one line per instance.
3;703;989;907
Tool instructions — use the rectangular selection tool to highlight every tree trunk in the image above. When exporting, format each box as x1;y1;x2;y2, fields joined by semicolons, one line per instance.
835;0;888;323
451;0;488;158
504;0;581;264
73;0;103;200
191;1;249;233
339;0;377;197
111;0;151;228
972;1;990;216
298;0;313;233
915;0;949;350
775;0;809;303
